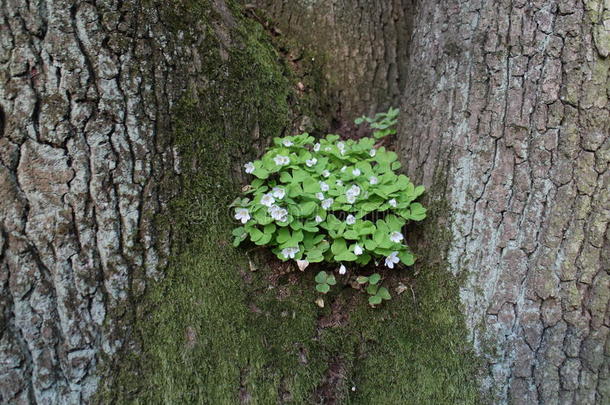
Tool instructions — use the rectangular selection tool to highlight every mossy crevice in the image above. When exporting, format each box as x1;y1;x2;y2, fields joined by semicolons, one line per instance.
102;1;483;403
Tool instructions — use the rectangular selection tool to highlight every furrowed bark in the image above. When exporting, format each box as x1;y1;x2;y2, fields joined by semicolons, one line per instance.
399;0;609;403
0;0;217;402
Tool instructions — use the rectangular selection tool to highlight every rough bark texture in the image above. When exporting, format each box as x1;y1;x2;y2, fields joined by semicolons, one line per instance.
252;0;415;119
399;0;609;403
0;0;208;402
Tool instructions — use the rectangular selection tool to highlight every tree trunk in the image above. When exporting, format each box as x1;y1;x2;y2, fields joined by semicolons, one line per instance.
1;0;607;404
399;0;609;403
252;0;416;119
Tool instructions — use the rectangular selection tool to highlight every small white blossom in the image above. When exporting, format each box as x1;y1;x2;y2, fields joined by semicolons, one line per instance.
316;192;325;200
370;148;376;157
353;244;363;256
322;170;330;178
340;166;347;172
273;155;290;166
315;215;323;223
306;158;318;167
321;198;334;210
388;198;397;207
346;194;356;204
390;231;404;243
352;168;361;176
269;205;288;222
385;251;400;269
338;264;347;275
337;141;345;150
369;176;378;185
282;246;299;259
244;162;255;174
260;193;275;207
347;185;361;196
234;208;250;224
346;214;356;225
313;143;321;152
283;139;294;147
319;181;329;192
272;187;285;199
336;180;343;186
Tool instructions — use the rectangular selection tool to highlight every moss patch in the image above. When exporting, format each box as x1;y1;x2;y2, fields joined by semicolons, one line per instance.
104;1;482;404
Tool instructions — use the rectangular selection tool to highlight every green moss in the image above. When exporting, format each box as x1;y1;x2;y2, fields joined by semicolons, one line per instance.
103;2;482;404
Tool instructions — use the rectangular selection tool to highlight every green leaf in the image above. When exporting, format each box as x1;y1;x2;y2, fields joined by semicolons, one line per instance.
331;238;347;255
408;203;427;221
248;227;264;242
315;271;328;284
356;276;369;284
378;287;391;300
334;251;358;261
277;228;290;244
326;275;336;286
368;273;381;285
369;295;382;305
398;251;415;266
316;283;330;294
366;284;379;295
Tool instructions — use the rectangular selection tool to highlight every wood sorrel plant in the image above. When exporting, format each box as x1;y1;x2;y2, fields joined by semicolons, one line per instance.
231;109;426;304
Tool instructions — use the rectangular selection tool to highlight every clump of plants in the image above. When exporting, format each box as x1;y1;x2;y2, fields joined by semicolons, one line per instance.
231;109;426;306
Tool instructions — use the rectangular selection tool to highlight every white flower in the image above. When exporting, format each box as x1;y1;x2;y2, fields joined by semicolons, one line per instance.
385;251;400;268
283;139;293;147
390;231;404;243
319;181;329;192
315;215;323;223
273;155;290;166
321;198;334;210
313;143;321;152
234;208;250;224
269;205;288;222
347;185;361;196
346;214;356;225
340;166;347;172
370;148;376;157
260;193;275;207
369;176;378;185
316;192;325;200
244;162;255;174
306;158;318;167
337;141;345;150
336;180;343;186
272;187;285;199
388;198;397;207
338;264;347;275
352;168;361;176
353;244;363;256
346;194;356;204
282;246;299;259
322;170;330;178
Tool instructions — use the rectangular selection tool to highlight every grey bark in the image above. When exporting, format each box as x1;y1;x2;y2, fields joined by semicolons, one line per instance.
399;0;609;403
0;0;194;402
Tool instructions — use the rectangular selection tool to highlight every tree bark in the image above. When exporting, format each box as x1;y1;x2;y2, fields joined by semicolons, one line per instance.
0;0;200;402
252;0;415;119
399;0;609;403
